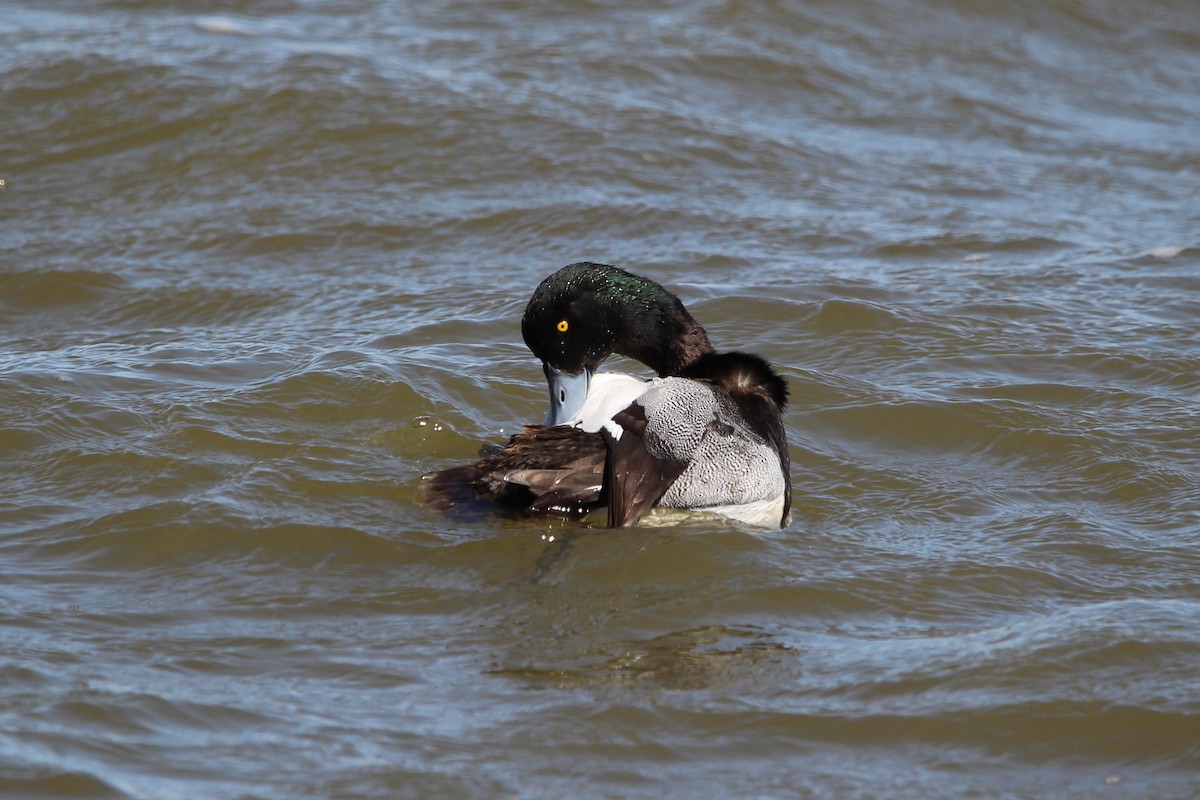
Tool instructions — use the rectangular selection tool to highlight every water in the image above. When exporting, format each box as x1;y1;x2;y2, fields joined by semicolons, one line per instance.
2;0;1200;797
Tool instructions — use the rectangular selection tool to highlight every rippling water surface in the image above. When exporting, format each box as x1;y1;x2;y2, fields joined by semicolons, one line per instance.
3;0;1200;797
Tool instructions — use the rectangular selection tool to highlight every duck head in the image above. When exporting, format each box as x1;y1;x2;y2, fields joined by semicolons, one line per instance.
521;262;714;425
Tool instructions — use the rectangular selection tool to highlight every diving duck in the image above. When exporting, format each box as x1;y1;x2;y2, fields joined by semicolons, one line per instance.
426;262;791;528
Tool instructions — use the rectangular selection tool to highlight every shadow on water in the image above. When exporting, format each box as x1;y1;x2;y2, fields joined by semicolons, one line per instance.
489;623;796;692
525;532;575;585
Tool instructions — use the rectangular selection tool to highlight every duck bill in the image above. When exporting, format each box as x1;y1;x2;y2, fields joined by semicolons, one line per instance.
542;363;592;426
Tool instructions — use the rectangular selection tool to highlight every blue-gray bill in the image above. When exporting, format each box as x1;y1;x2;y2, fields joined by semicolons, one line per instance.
541;362;591;426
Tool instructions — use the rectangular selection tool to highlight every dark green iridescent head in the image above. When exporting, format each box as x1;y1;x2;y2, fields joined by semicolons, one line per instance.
521;262;714;377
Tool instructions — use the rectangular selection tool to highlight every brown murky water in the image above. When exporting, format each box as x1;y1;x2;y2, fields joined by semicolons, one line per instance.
2;1;1199;797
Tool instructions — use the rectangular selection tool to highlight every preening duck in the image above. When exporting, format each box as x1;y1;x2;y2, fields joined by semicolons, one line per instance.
426;262;792;528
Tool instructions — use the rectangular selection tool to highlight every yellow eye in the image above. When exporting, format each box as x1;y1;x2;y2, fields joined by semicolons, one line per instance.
556;319;569;333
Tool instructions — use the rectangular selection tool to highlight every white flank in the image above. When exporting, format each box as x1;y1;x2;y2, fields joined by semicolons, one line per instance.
704;496;787;528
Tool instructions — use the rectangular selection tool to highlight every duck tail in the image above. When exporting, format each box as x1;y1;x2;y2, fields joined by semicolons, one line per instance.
683;351;789;410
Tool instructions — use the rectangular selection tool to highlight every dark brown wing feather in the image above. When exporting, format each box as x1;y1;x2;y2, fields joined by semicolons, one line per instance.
602;404;688;528
425;425;608;518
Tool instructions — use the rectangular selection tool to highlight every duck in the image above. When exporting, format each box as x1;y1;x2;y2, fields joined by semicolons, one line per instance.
425;262;792;528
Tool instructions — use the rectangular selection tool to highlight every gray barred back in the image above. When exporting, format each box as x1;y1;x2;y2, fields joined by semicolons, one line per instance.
638;378;786;510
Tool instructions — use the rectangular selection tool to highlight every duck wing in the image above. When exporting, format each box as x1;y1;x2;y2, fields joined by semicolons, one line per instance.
425;425;608;518
601;403;689;528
